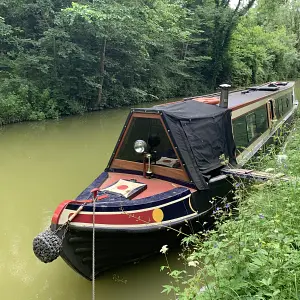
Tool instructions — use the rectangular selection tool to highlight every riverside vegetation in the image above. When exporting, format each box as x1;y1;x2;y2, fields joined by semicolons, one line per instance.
1;0;300;125
161;116;300;299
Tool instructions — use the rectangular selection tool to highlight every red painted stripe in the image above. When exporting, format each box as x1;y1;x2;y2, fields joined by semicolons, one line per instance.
51;194;108;224
69;210;154;225
96;194;109;201
52;200;74;224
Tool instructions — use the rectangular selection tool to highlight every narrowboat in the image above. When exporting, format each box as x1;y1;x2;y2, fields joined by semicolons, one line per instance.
33;81;297;280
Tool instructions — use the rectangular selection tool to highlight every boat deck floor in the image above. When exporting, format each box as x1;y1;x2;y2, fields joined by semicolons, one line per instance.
99;172;195;200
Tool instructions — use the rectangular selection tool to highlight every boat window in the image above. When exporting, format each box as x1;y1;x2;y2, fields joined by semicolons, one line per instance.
246;113;257;142
276;97;285;117
116;117;181;169
280;98;285;115
232;116;248;153
275;98;281;117
284;94;293;114
233;105;268;154
286;98;289;110
255;105;268;134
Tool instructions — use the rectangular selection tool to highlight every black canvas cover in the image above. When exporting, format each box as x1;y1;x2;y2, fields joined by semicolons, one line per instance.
138;100;237;190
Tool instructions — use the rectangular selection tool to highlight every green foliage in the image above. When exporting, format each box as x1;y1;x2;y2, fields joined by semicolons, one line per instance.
162;117;300;299
0;0;300;125
57;0;198;106
229;10;300;86
0;78;58;125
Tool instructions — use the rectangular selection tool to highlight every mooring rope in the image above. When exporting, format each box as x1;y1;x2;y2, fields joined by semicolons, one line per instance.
92;193;96;300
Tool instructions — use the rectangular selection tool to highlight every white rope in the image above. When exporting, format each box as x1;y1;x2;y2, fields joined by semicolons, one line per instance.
92;195;96;300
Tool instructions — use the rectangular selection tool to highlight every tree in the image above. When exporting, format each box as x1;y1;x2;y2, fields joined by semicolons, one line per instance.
211;0;256;88
0;0;299;125
229;6;299;86
59;0;196;107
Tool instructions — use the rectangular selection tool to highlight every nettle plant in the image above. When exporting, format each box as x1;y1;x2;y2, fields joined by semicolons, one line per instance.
161;118;300;300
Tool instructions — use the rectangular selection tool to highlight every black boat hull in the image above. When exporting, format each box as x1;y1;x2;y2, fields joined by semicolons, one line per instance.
59;224;185;280
54;177;233;280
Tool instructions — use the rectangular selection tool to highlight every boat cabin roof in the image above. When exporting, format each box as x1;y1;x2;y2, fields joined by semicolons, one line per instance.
227;82;294;109
183;81;294;110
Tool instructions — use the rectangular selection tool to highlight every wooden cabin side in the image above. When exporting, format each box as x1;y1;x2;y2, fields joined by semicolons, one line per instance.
231;86;295;166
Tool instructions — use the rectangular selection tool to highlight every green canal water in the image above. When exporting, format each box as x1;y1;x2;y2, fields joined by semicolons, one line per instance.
0;103;184;300
1;81;300;300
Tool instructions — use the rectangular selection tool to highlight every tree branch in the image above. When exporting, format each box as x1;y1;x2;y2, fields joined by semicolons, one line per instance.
222;0;230;7
239;0;256;16
233;0;242;16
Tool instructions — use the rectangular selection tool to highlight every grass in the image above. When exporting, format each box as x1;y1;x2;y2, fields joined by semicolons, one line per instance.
162;116;300;300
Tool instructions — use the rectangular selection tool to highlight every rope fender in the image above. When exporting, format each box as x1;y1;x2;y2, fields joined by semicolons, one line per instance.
33;229;62;263
33;190;106;264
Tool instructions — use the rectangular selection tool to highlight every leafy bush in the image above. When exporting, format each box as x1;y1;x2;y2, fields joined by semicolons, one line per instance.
162;117;300;300
0;93;31;125
0;77;60;124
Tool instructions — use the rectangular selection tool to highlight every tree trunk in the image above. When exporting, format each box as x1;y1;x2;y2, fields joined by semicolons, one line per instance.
53;36;57;81
251;57;257;84
97;37;107;107
210;11;222;89
210;0;256;89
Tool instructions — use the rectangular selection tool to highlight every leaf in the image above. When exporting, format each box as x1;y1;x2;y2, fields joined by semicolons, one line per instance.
160;266;166;272
261;277;272;286
161;285;175;295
